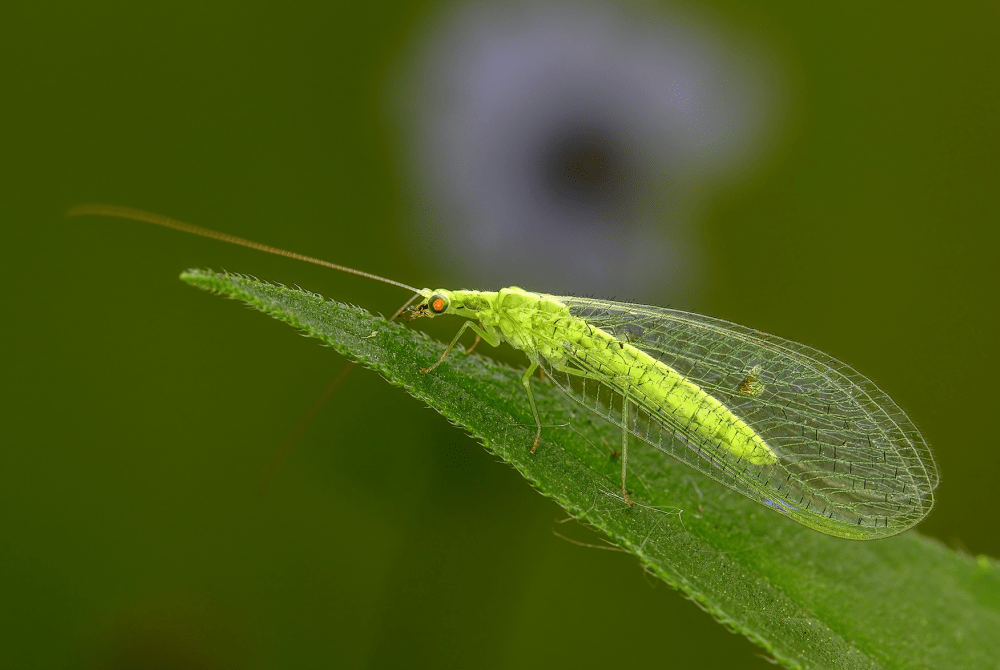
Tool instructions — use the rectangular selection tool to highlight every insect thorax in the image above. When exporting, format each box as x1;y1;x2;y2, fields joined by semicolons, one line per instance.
445;287;571;358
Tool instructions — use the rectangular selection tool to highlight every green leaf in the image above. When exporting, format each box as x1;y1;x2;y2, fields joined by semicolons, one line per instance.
181;269;1000;670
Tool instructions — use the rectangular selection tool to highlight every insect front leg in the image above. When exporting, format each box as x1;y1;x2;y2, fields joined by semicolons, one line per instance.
420;321;499;373
464;333;482;355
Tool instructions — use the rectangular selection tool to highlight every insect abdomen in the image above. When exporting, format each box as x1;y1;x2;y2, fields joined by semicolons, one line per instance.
560;318;776;466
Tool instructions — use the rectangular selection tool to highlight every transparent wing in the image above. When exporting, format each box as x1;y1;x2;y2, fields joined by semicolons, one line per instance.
537;295;937;539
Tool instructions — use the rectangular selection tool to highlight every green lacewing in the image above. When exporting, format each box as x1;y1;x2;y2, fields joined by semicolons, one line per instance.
69;204;938;539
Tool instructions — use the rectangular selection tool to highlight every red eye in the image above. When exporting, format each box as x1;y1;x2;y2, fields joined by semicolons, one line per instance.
432;298;446;312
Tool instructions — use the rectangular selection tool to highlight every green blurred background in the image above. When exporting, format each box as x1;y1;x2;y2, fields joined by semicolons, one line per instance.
2;1;997;668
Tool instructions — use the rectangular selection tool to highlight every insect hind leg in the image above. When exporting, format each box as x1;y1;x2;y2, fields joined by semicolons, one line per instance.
547;361;634;507
620;394;633;507
520;362;543;453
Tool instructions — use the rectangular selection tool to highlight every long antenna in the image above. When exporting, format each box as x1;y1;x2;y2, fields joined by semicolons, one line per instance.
66;203;421;294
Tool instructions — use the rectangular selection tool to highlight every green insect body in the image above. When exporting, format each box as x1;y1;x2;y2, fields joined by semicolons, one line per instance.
69;204;938;540
414;286;936;540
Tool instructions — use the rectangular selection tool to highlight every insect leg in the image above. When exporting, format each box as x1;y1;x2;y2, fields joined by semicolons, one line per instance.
621;394;633;507
547;361;635;507
464;333;483;355
261;293;421;493
520;362;543;453
420;321;499;373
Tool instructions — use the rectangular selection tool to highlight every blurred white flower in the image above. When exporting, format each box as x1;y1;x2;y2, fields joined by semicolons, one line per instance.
395;0;780;300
